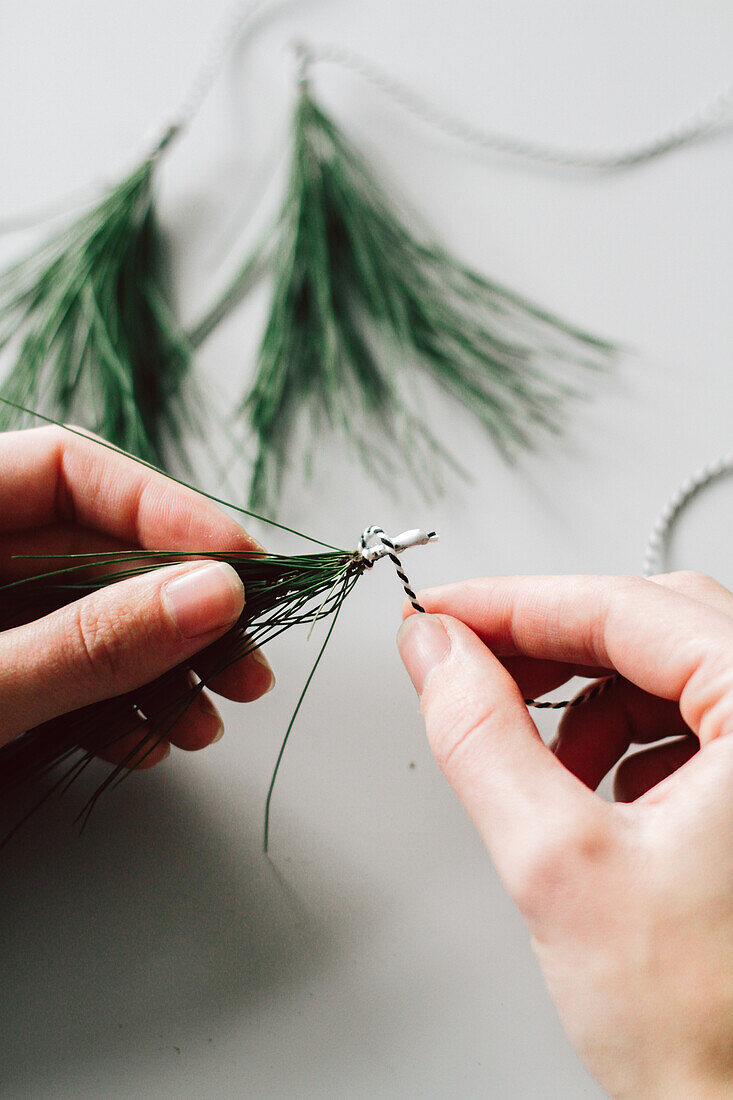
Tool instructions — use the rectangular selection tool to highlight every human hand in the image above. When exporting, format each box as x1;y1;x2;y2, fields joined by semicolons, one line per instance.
0;426;274;766
397;572;733;1099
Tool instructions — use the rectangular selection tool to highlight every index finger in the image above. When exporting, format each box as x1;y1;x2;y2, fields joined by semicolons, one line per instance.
0;426;259;552
414;575;733;744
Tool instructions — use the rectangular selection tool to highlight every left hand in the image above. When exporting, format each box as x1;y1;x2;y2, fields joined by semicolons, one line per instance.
0;426;274;768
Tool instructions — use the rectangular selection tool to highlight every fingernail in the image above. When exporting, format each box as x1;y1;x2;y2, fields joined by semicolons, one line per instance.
397;615;451;696
163;562;244;639
250;648;275;693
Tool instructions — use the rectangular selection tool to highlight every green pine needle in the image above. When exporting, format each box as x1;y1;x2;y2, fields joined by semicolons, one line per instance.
194;87;615;512
0;159;196;466
0;544;361;845
0;405;371;848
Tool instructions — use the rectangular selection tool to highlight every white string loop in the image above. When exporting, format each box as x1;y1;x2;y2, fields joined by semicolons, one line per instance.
643;453;733;578
0;0;276;234
159;0;274;151
299;41;733;171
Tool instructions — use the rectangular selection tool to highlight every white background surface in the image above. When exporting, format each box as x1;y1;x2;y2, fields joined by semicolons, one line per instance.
2;2;733;1097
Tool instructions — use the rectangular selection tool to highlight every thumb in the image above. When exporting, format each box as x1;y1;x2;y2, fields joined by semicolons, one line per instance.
397;613;601;901
0;560;244;745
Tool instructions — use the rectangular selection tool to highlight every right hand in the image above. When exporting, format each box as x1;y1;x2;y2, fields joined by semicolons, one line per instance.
398;570;733;1098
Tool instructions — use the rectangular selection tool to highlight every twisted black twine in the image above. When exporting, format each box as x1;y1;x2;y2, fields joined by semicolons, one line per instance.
524;676;612;710
359;526;613;712
359;526;427;612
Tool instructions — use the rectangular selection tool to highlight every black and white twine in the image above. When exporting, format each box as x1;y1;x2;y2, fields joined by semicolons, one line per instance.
525;677;611;710
359;525;433;613
359;524;610;711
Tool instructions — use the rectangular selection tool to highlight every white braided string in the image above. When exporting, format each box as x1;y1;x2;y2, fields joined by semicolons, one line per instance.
155;0;275;153
0;0;275;234
524;453;733;711
5;21;733;237
297;41;733;171
643;453;733;578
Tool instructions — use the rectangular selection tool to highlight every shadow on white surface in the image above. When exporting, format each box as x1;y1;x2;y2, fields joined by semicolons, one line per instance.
0;766;366;1096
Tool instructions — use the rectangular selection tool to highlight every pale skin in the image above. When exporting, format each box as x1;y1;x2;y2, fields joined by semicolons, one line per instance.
4;429;733;1096
0;426;274;761
397;572;733;1098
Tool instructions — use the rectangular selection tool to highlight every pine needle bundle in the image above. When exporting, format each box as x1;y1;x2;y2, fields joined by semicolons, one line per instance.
0;396;438;852
0;542;360;845
199;86;615;510
0;156;194;466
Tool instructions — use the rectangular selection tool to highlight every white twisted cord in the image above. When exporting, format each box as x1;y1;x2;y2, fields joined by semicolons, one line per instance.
643;452;733;578
0;0;276;233
526;453;733;711
151;0;276;155
297;41;733;171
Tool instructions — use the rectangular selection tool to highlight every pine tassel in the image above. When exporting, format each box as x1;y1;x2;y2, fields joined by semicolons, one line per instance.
195;87;615;511
0;157;195;466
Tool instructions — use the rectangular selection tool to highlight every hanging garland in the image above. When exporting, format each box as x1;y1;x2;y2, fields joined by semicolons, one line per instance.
0;12;730;846
188;43;733;509
3;9;731;494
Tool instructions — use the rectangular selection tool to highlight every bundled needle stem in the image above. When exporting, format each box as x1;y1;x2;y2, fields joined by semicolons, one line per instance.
0;542;362;848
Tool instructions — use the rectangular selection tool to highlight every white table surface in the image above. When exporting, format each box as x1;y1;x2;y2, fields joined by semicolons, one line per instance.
2;2;733;1096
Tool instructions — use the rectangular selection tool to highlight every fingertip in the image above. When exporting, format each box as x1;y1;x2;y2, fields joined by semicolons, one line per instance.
168;689;225;751
397;613;451;697
249;648;276;695
199;647;275;702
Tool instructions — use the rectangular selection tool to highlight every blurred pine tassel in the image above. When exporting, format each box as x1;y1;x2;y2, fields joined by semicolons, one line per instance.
193;85;616;511
0;153;195;466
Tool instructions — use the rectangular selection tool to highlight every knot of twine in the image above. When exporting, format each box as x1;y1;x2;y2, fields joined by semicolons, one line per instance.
359;526;438;613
